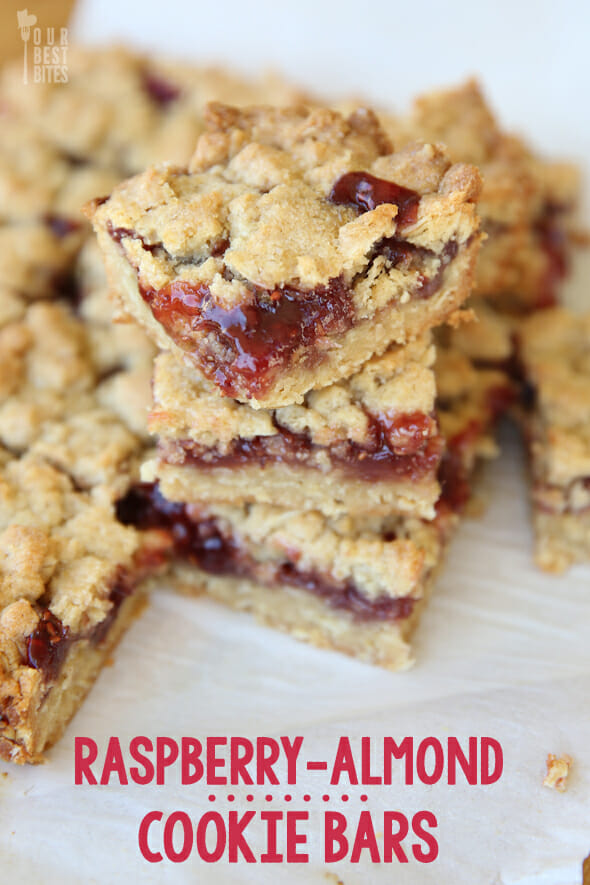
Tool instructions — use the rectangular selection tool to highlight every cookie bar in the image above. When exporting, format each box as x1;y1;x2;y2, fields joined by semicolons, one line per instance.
383;80;579;311
517;308;590;572
0;277;158;763
89;104;482;407
143;336;443;519
0;454;147;764
117;481;452;671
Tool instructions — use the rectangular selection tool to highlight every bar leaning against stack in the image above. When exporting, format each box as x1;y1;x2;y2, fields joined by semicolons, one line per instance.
90;104;486;669
517;308;590;573
382;79;580;314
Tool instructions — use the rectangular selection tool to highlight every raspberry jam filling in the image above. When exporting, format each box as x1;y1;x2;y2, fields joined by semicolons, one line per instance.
161;412;443;482
107;223;159;253
26;610;70;682
329;171;421;228
108;168;458;399
374;238;459;300
116;484;417;622
24;571;136;682
141;277;354;399
141;69;181;106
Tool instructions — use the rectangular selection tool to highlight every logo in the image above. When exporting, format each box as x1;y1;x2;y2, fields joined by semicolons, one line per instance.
17;9;68;85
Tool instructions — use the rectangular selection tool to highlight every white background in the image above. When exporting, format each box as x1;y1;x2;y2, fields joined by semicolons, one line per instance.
1;1;590;882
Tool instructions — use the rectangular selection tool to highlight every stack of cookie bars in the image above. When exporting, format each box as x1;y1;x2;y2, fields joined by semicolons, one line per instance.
90;103;488;671
0;49;581;764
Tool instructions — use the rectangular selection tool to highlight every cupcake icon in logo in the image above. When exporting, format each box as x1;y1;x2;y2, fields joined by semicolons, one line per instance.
17;9;37;85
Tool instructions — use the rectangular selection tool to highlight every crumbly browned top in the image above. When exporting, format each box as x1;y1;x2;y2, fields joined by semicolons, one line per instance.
0;46;311;176
187;499;439;601
0;455;139;632
0;116;121;225
519;308;590;486
0;299;153;468
0;264;154;662
384;79;579;227
149;335;436;449
90;104;481;312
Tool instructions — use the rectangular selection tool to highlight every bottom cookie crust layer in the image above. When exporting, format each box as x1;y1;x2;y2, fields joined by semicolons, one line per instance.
166;564;439;672
153;459;441;521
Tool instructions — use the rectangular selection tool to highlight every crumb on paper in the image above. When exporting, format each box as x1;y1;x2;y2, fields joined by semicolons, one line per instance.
543;753;573;792
582;851;590;885
324;874;345;885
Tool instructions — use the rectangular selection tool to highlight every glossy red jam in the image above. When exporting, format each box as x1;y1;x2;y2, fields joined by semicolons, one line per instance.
329;171;421;228
164;412;442;482
116;483;416;622
24;572;136;681
26;610;70;682
142;278;354;399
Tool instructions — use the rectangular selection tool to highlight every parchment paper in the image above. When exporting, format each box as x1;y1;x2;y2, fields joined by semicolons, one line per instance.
1;1;589;880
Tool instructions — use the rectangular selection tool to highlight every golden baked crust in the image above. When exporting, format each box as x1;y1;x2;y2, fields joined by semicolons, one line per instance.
519;308;590;486
167;564;426;671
